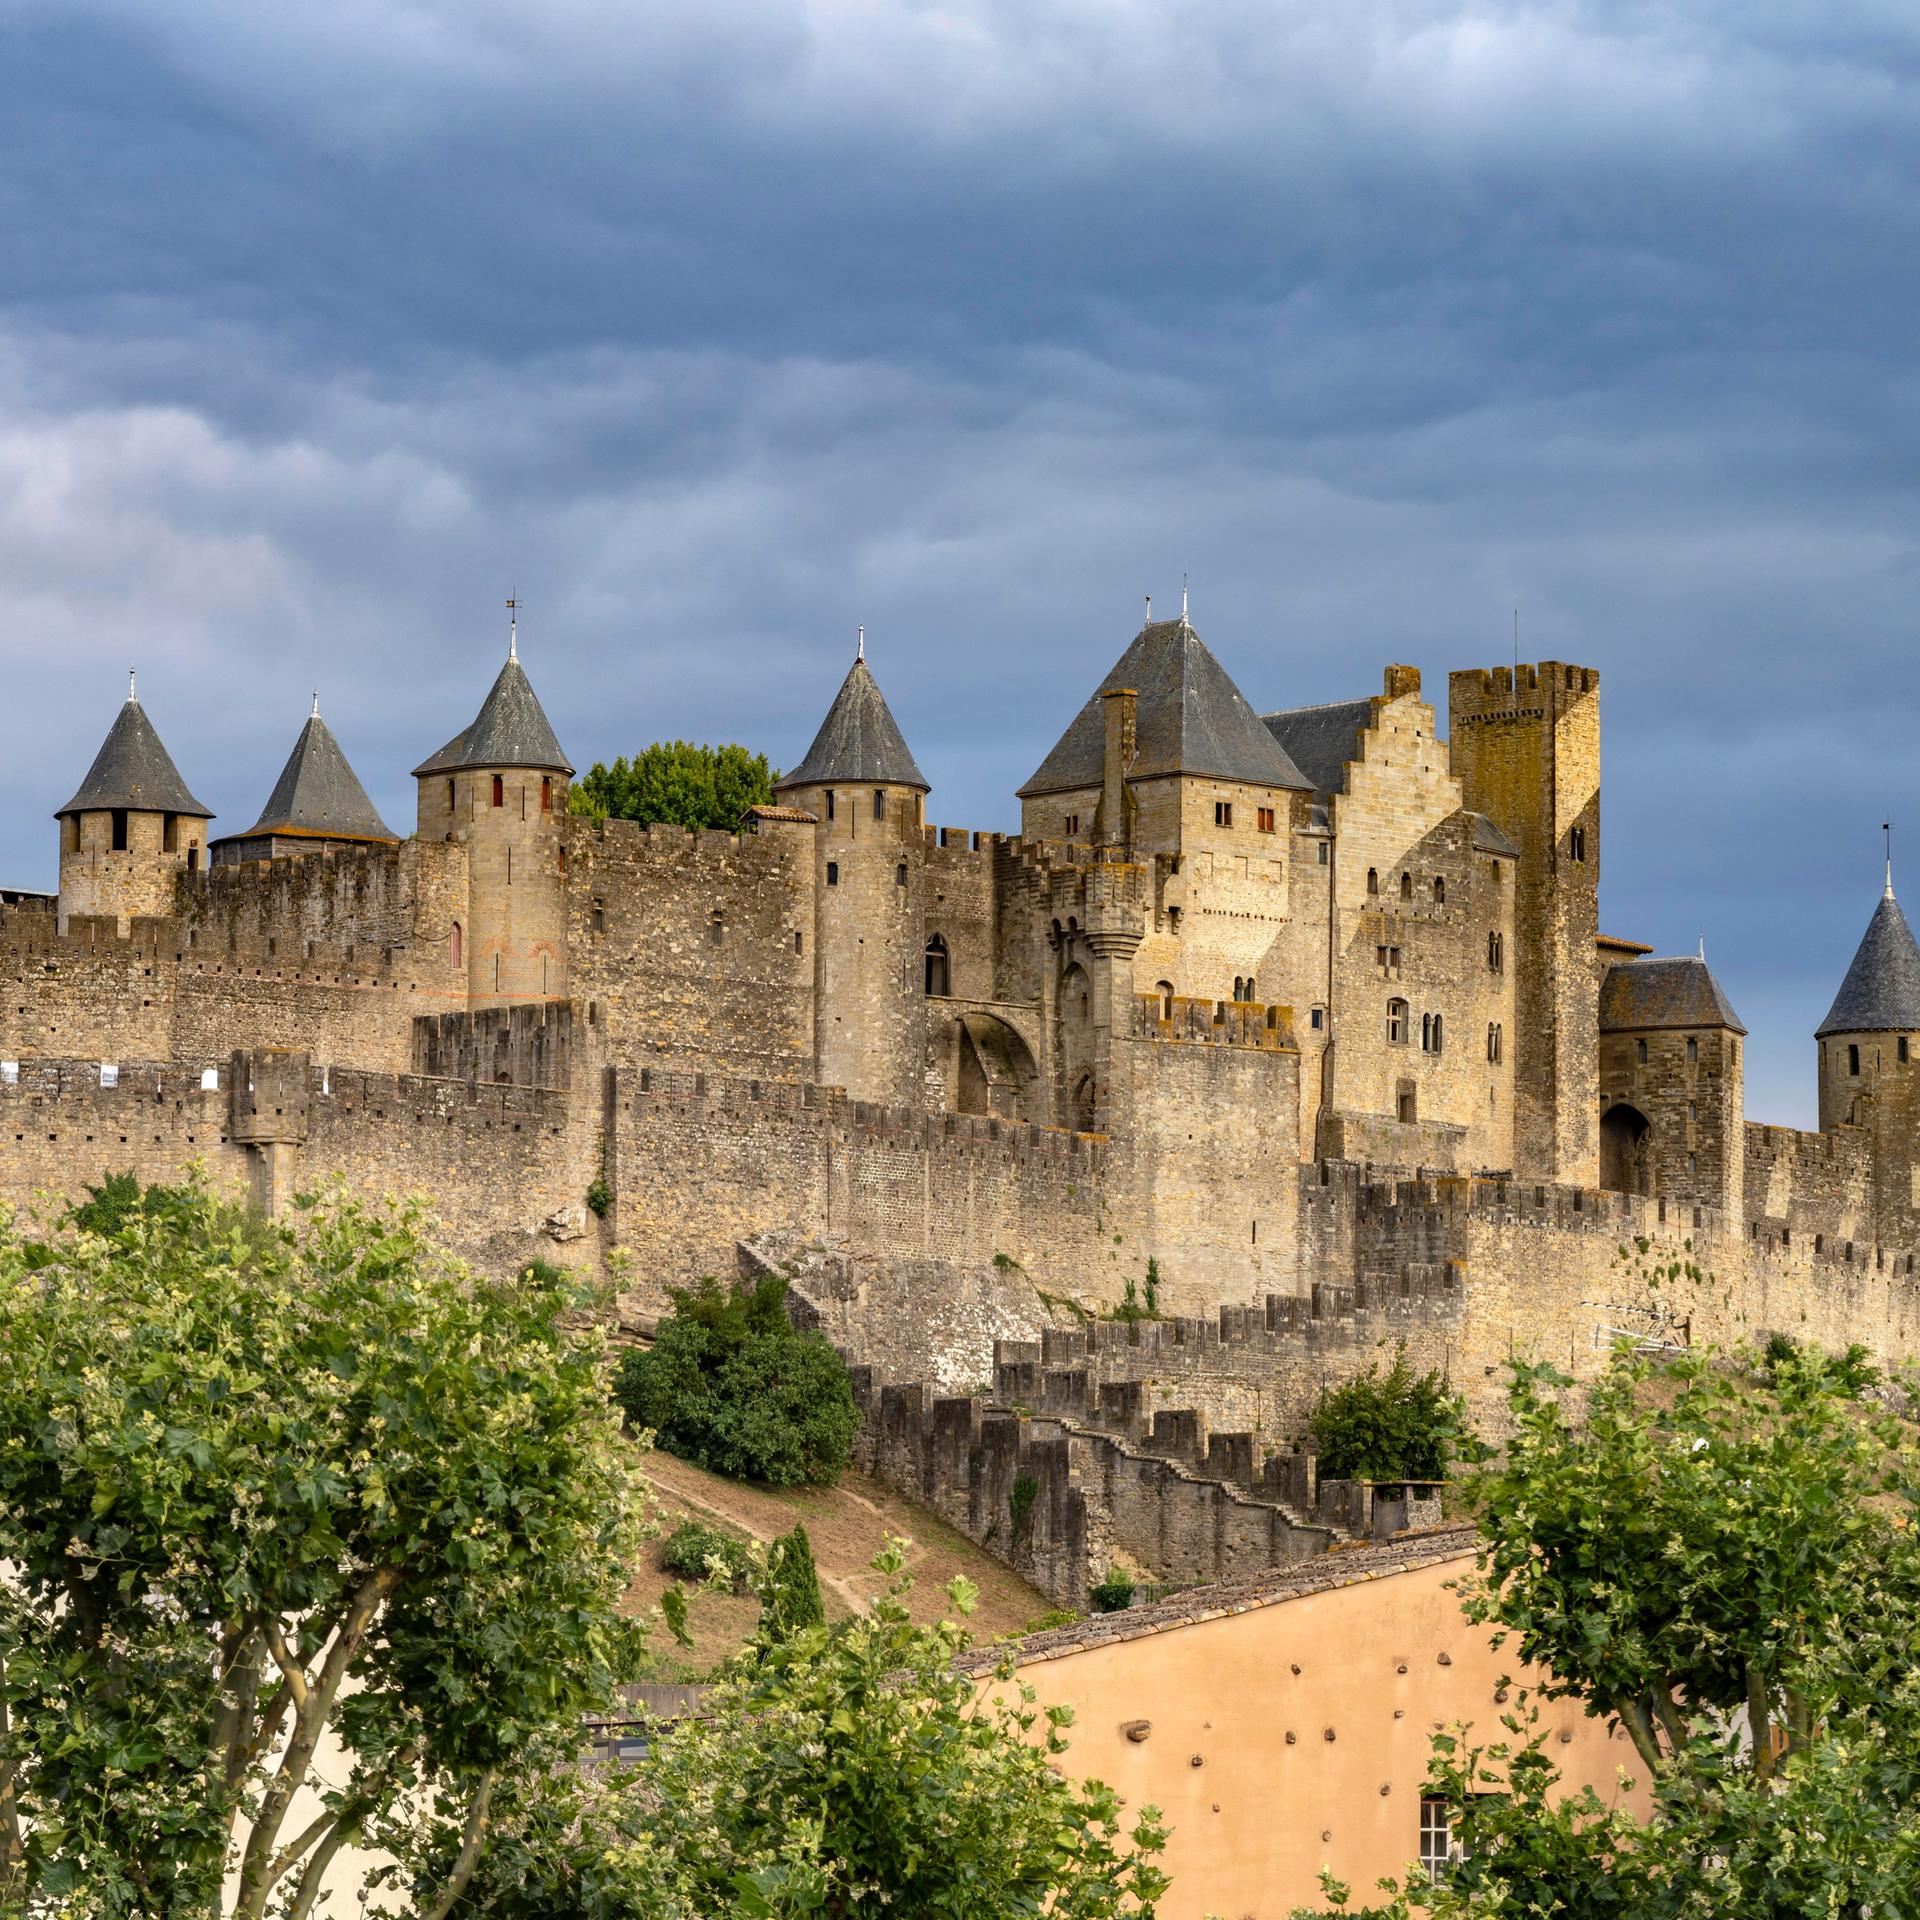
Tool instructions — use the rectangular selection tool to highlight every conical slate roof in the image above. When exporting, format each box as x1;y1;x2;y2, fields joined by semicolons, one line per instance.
1019;619;1310;799
776;655;929;793
57;690;212;819
226;706;397;844
413;647;572;778
1817;887;1920;1037
1599;955;1746;1035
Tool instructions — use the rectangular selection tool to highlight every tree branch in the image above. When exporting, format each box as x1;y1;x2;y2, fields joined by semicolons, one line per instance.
262;1620;311;1713
1746;1664;1774;1781
419;1767;501;1920
1616;1695;1665;1777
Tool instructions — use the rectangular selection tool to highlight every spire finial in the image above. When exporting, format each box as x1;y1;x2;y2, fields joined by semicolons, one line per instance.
311;687;321;721
1144;593;1151;628
857;624;865;662
1181;572;1189;626
1699;932;1706;962
1886;822;1895;898
506;596;518;663
128;667;137;703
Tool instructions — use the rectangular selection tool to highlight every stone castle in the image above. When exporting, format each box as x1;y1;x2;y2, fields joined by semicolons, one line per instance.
7;611;1920;1595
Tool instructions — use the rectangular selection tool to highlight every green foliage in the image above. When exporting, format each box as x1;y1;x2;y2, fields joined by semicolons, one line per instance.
1009;1472;1039;1547
1761;1327;1879;1397
569;740;778;831
1310;1347;1461;1483
612;1274;859;1485
1301;1348;1920;1916
659;1519;753;1591
586;1175;612;1218
401;1542;1170;1919
0;1175;648;1919
755;1523;826;1649
1143;1256;1160;1317
1088;1569;1136;1614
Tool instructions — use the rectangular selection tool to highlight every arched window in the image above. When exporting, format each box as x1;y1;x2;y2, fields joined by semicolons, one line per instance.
1367;868;1379;896
451;922;462;969
1849;1043;1861;1076
1487;930;1503;972
557;845;567;875
1400;872;1413;901
1636;1038;1647;1064
1569;825;1586;862
1487;1022;1502;1063
1245;976;1256;1001
1232;976;1245;1001
1387;998;1409;1045
826;790;836;821
896;862;908;887
1432;876;1445;905
541;776;552;812
1420;1013;1443;1054
1157;981;1174;1020
924;936;950;997
1687;1036;1699;1065
873;788;886;821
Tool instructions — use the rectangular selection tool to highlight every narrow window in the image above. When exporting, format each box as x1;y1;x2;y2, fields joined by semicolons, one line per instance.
1422;1012;1432;1051
1849;1043;1861;1076
1419;1798;1454;1885
1400;872;1413;901
826;862;839;887
186;845;198;872
1377;945;1388;972
558;845;567;875
492;774;504;808
451;922;462;968
591;903;605;935
447;778;455;809
1390;946;1400;975
1488;930;1503;972
1064;812;1080;835
1487;1022;1501;1063
493;953;501;991
506;846;513;883
873;788;885;821
541;775;552;812
826;790;836;821
1388;998;1408;1045
111;808;129;852
1432;876;1444;905
1637;1038;1648;1065
1157;980;1174;1019
896;862;908;887
1397;1080;1417;1124
1902;1038;1911;1065
1246;975;1256;1001
1257;806;1276;833
520;785;527;820
1215;800;1233;828
1688;1036;1699;1065
1310;1005;1324;1030
1431;1014;1445;1053
794;930;803;954
925;936;950;997
1569;825;1586;862
1367;867;1379;895
542;954;549;994
1233;976;1244;1001
709;914;724;947
1731;1039;1739;1067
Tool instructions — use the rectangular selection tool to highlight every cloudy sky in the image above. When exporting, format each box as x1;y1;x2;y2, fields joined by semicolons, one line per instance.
3;0;1916;1124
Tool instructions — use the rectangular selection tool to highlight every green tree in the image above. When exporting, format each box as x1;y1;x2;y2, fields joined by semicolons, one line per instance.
1310;1348;1461;1483
0;1177;648;1919
404;1543;1170;1919
613;1274;859;1485
569;741;778;830
1301;1345;1920;1917
755;1523;826;1650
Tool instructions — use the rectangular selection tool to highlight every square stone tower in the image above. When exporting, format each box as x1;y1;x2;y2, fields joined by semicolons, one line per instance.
1449;662;1600;1186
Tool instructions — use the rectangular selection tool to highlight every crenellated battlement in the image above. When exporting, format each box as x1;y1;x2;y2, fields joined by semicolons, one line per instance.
1132;993;1295;1050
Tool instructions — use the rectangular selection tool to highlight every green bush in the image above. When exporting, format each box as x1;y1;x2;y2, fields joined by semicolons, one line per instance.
1762;1330;1879;1398
568;741;777;829
1088;1569;1135;1614
659;1519;753;1591
613;1274;860;1485
585;1176;612;1219
1311;1347;1462;1484
756;1523;826;1648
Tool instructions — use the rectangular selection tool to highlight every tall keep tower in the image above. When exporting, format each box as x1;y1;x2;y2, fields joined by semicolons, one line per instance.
1816;873;1920;1234
1449;661;1600;1186
413;617;573;1007
775;643;930;1104
56;675;213;934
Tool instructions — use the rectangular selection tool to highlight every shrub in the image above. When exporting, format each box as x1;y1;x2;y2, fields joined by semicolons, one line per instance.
1762;1330;1879;1398
757;1523;826;1647
659;1519;753;1591
613;1273;860;1485
1311;1347;1462;1483
568;741;777;829
1089;1569;1135;1614
585;1176;612;1218
1008;1472;1039;1546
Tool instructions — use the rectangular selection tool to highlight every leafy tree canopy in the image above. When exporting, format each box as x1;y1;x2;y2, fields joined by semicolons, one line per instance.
1303;1343;1920;1918
613;1274;859;1486
569;741;778;831
1310;1347;1462;1483
0;1175;648;1919
393;1544;1171;1920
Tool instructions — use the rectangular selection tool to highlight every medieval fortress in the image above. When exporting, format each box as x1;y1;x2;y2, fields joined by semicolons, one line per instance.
7;614;1920;1599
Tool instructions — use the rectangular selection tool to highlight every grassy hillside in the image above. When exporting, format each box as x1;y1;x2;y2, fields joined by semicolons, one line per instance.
630;1449;1061;1679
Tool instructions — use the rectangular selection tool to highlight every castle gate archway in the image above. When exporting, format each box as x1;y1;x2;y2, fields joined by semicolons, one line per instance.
1600;1102;1653;1196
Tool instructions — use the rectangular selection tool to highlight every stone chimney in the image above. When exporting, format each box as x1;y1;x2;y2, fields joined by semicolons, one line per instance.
1101;687;1138;847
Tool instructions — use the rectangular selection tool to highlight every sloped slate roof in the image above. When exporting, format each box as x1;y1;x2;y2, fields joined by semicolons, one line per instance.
57;696;212;818
1817;890;1920;1037
224;712;396;844
413;655;572;777
1260;697;1373;801
776;656;928;793
1020;620;1310;798
1467;811;1519;858
1599;955;1747;1035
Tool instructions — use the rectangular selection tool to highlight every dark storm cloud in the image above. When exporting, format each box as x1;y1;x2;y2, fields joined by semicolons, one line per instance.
2;0;1918;1123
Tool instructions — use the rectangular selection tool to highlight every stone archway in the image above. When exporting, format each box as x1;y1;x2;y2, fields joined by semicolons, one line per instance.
1600;1102;1653;1195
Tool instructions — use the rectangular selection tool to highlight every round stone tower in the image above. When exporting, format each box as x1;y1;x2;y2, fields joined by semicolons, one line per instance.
775;640;930;1105
56;672;213;934
413;615;573;1007
1816;868;1920;1230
